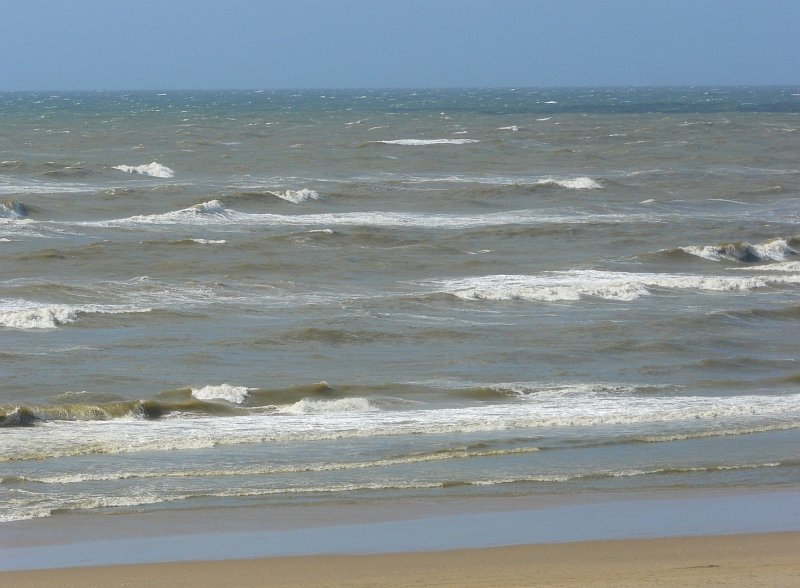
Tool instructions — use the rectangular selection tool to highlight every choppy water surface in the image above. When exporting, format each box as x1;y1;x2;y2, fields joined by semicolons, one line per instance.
1;88;800;523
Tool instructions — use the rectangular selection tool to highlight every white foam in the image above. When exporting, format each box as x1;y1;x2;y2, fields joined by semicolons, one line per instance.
191;384;251;404
422;270;800;302
498;125;519;131
22;447;543;485
373;139;479;145
112;162;175;178
0;492;187;523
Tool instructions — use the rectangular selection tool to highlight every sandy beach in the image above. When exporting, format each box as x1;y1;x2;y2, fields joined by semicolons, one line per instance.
3;532;798;588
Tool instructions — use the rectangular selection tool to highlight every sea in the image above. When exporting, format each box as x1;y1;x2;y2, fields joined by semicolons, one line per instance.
1;87;799;530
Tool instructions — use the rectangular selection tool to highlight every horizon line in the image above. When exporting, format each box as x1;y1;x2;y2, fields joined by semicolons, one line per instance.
2;84;799;94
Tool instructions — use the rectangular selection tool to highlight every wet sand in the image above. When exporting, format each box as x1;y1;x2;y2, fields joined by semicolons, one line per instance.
3;532;799;588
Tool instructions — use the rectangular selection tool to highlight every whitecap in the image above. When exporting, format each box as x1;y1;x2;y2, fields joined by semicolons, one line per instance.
190;238;227;245
112;162;175;178
373;139;479;146
269;188;320;203
191;384;251;404
536;177;602;190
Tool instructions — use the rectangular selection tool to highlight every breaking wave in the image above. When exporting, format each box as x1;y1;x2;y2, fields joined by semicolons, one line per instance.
0;200;28;219
681;238;798;263
112;162;175;178
279;397;378;414
4;390;799;460
422;270;800;302
191;384;252;404
0;301;151;330
270;188;320;203
79;200;645;230
534;177;602;190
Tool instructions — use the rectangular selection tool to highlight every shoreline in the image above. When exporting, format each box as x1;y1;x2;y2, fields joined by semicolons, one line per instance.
3;532;800;587
2;487;799;572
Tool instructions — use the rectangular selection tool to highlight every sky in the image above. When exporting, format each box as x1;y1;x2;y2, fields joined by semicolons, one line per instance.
1;0;798;91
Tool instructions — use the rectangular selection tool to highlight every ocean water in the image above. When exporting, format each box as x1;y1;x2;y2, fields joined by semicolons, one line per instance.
1;87;800;526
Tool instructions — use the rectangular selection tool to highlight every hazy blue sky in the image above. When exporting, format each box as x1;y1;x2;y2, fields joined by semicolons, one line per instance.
2;0;797;90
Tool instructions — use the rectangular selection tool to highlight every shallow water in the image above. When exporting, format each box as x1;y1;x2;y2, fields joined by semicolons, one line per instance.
1;88;800;524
